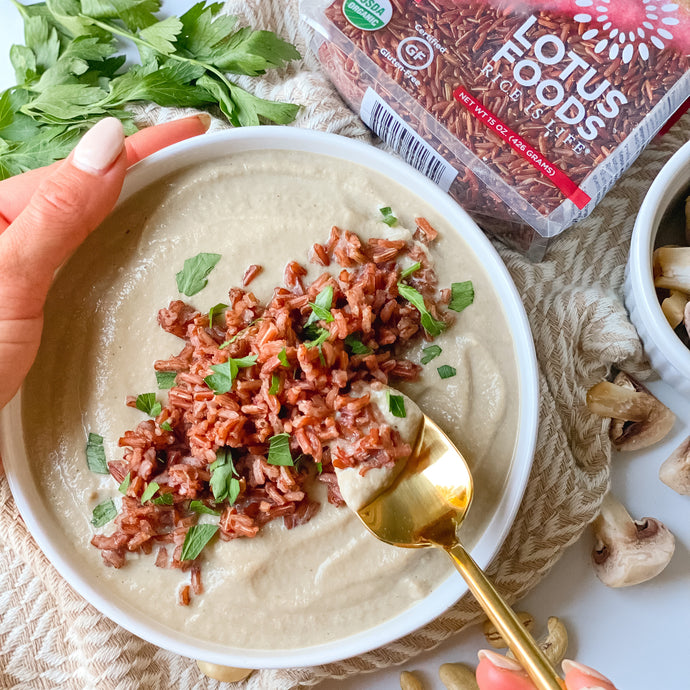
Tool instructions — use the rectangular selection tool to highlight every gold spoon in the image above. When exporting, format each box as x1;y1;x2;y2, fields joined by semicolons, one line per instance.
356;414;566;690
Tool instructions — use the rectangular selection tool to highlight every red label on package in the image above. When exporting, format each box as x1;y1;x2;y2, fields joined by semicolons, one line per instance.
453;87;591;211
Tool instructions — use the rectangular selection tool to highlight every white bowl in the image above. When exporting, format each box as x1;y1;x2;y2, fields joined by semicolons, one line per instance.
625;139;690;395
0;127;539;668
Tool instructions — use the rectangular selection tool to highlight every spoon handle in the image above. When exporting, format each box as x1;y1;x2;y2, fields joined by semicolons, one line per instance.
444;543;566;690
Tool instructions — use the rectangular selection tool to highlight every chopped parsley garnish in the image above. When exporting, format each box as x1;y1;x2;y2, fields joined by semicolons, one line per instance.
400;262;422;279
304;326;330;349
91;499;117;528
438;365;457;379
208;302;228;326
379;206;398;227
161;420;173;432
305;285;334;327
267;432;294;466
278;347;289;367
269;373;281;395
140;481;160;504
344;333;372;355
397;283;446;337
86;433;108;474
181;524;219;562
386;390;407;418
204;354;258;394
136;393;162;418
315;462;323;474
209;448;240;503
448;281;475;313
155;371;177;389
118;472;131;495
190;500;221;516
421;344;442;365
176;253;221;297
152;493;174;506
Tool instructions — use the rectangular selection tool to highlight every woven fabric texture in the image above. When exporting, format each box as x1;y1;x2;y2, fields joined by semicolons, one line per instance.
1;1;687;688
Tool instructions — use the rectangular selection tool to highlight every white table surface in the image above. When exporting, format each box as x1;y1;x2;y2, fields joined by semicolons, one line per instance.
1;4;688;689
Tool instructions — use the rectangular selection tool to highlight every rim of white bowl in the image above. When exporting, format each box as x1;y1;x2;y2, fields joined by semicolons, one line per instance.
0;127;539;669
629;139;690;378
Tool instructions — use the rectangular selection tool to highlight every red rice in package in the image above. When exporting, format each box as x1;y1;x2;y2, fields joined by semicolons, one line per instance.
303;0;690;259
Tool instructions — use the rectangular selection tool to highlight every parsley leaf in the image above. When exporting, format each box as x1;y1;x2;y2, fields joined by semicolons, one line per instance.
204;354;257;394
161;420;173;432
141;481;160;503
304;326;330;349
269;373;281;395
118;472;131;494
91;499;117;528
208;302;228;326
421;344;442;365
386;390;406;418
267;432;293;466
190;500;221;516
209;447;240;503
448;281;475;313
176;252;221;296
397;283;446;337
305;285;334;326
135;392;162;417
379;206;398;227
344;333;372;355
152;492;174;506
438;365;457;379
277;347;289;367
86;432;109;474
181;524;218;561
155;370;177;389
400;262;422;279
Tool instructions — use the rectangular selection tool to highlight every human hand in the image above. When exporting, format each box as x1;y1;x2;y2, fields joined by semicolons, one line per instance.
0;114;210;415
476;650;618;690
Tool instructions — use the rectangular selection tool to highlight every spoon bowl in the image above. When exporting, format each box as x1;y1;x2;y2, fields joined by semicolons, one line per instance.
357;414;566;690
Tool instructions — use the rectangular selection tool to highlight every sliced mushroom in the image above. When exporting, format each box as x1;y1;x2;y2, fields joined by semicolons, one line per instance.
592;493;675;587
654;246;690;292
659;435;690;495
661;290;689;329
594;372;675;451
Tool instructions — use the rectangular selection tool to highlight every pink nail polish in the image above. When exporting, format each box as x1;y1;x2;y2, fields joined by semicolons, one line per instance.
72;118;124;174
562;659;612;683
478;649;523;671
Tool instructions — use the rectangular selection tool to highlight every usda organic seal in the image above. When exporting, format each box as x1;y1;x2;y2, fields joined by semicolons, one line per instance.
343;0;393;31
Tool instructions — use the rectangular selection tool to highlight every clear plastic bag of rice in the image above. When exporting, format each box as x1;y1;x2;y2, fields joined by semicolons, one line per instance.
302;0;690;260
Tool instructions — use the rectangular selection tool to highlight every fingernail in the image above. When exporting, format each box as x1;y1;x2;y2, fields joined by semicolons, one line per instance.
562;659;611;683
478;649;523;671
72;117;125;174
195;112;212;131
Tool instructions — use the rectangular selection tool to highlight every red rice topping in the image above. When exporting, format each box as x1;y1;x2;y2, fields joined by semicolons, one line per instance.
91;223;451;602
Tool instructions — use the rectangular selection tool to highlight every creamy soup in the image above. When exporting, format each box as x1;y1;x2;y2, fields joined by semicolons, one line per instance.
22;149;519;649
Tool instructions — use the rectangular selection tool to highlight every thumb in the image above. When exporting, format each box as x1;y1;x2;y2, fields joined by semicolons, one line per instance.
0;117;127;317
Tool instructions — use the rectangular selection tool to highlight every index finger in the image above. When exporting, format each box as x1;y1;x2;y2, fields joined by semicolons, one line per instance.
0;114;211;229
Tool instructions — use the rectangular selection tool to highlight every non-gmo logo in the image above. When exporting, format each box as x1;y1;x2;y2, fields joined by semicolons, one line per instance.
396;36;434;70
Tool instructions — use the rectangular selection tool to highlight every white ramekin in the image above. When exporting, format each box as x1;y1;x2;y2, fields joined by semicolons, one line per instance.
0;127;539;669
625;139;690;396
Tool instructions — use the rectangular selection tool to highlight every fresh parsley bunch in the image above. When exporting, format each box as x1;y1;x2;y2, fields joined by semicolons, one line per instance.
0;0;302;179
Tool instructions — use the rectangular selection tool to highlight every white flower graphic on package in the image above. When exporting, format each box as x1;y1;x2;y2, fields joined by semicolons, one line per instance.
573;0;680;63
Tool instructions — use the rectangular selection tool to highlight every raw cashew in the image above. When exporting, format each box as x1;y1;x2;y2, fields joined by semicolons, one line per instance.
482;611;535;648
507;616;568;666
439;662;479;690
196;661;253;682
400;670;425;690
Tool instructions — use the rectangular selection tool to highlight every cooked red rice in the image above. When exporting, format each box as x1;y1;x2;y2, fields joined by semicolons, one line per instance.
91;222;451;602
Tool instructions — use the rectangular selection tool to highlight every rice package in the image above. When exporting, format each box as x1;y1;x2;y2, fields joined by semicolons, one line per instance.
303;0;690;258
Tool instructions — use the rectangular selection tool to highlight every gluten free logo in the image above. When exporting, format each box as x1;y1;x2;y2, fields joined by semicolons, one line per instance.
343;0;392;31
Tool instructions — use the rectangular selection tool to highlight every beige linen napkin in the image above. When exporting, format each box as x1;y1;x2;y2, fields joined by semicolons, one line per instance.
1;1;686;687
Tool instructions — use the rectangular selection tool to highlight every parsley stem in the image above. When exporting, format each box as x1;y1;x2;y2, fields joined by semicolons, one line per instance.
81;15;238;102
